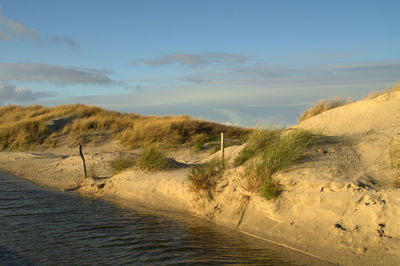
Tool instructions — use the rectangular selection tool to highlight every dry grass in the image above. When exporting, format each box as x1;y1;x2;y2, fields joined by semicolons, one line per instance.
188;158;224;199
298;98;350;123
299;83;400;124
0;104;247;150
364;83;400;100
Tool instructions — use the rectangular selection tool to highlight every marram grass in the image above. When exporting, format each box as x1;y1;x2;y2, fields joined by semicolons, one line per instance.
0;104;247;150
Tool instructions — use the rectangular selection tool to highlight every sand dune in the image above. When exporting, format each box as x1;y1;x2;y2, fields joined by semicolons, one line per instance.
1;89;399;265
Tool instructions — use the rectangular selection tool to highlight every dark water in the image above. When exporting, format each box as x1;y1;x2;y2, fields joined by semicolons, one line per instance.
0;172;330;265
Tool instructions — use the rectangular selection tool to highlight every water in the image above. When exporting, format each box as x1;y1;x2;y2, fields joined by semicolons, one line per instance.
0;172;330;265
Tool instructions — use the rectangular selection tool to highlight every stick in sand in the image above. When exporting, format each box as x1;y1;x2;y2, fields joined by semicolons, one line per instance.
78;144;87;178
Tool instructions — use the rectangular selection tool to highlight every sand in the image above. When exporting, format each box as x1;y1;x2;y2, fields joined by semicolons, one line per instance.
1;90;399;265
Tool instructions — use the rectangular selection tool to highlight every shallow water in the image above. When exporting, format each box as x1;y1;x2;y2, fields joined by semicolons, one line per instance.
0;172;330;265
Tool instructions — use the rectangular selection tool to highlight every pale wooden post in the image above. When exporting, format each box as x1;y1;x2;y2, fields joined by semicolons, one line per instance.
221;132;224;168
78;144;87;178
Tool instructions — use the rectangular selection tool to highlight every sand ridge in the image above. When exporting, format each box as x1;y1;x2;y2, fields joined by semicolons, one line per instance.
1;90;400;265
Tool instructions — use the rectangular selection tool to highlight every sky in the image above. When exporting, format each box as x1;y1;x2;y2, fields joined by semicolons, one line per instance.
0;0;399;127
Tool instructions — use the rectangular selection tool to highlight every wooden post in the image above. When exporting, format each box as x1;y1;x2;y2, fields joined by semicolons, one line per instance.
78;144;87;178
221;132;224;168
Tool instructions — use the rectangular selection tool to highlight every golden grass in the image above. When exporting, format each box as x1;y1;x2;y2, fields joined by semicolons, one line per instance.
363;83;400;100
0;104;247;150
188;158;224;200
298;98;350;123
299;83;400;123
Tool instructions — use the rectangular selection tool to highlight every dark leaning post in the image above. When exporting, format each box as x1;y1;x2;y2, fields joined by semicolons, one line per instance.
78;143;87;178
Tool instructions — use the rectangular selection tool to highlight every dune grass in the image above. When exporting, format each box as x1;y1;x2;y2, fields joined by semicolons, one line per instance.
298;98;350;123
364;83;400;100
188;158;224;199
109;156;135;175
0;104;247;150
190;134;210;152
259;178;282;200
134;144;172;172
238;128;316;200
234;128;281;166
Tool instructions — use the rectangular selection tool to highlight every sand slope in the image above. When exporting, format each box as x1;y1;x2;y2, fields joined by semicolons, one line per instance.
1;91;400;265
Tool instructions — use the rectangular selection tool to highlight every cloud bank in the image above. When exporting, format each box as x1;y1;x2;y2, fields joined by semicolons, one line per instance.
0;83;51;103
0;63;113;85
137;52;250;68
0;5;79;49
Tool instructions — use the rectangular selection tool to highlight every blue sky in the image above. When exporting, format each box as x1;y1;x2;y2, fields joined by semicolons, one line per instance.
0;0;399;126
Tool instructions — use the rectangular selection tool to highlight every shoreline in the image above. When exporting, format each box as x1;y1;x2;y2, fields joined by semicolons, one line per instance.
1;144;399;266
0;166;330;265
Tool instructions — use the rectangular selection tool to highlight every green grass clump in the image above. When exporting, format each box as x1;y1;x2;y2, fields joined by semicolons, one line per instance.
234;128;281;166
135;144;172;172
243;160;281;200
241;129;315;200
188;159;224;199
263;129;314;175
192;141;203;152
110;156;134;174
259;178;282;200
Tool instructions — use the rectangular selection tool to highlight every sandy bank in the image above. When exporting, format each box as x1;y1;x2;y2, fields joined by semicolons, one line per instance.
1;142;399;265
1;91;400;265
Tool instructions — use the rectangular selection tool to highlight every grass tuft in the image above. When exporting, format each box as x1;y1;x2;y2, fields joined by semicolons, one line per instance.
135;144;172;172
299;98;350;123
259;178;282;200
110;156;134;175
364;83;400;100
192;141;204;152
234;128;281;166
188;159;224;199
240;128;315;200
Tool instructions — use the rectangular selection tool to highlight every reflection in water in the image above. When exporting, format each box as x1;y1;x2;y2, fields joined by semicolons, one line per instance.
0;172;330;265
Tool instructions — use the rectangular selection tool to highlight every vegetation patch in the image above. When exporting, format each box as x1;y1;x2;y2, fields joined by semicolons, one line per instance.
234;128;281;166
110;156;134;175
0;104;247;151
188;159;224;199
259;178;282;200
364;83;400;100
134;144;172;172
190;134;209;152
192;141;204;152
298;98;350;123
240;128;316;200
